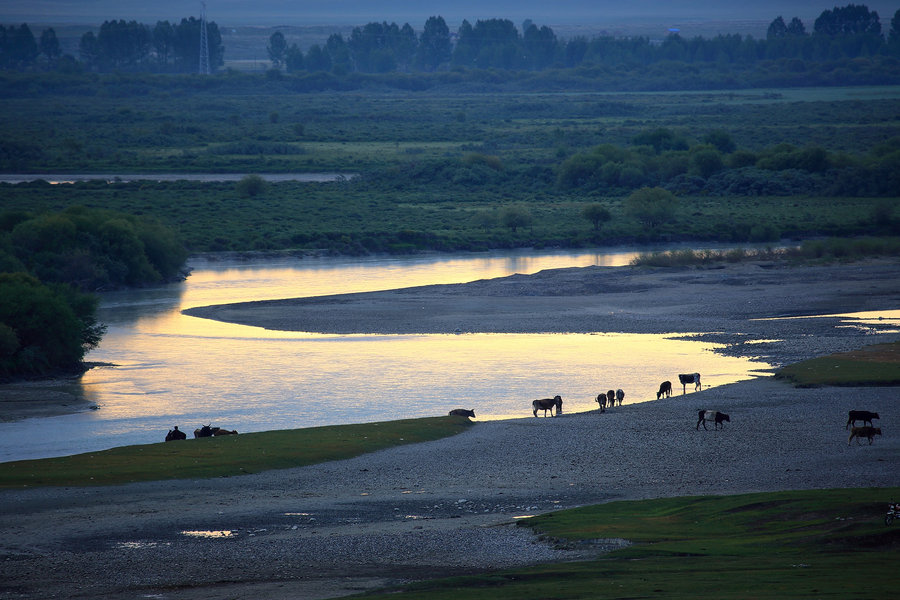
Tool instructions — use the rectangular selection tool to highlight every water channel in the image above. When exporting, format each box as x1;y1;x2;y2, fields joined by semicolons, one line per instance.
1;248;775;463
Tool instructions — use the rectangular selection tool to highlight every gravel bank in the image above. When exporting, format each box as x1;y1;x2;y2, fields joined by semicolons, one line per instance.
3;259;900;600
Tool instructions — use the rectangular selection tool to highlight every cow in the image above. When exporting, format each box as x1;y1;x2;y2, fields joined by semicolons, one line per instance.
532;395;563;417
615;389;625;406
607;390;616;407
846;410;879;430
449;409;476;418
212;428;238;436
165;426;186;442
657;381;672;400
679;373;701;394
848;426;882;445
194;425;214;438
696;410;730;430
596;393;607;412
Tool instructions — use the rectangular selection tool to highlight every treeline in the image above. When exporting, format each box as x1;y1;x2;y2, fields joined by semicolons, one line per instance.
0;17;224;73
3;4;899;74
276;6;900;75
0;206;188;379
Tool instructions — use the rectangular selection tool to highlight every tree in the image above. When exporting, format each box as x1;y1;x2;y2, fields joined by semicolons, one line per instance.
237;174;267;197
499;205;533;233
1;24;38;69
285;43;304;72
582;203;611;231
814;4;882;36
767;16;788;39
787;17;807;36
624;187;678;228
0;273;103;378
889;9;900;51
39;28;61;65
417;16;451;71
267;31;287;68
153;20;175;66
78;31;100;70
703;130;736;154
305;44;331;71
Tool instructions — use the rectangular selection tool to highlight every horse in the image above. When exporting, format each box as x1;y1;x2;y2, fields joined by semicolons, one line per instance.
615;389;625;406
596;393;607;412
449;409;476;418
657;381;672;399
165;426;186;442
696;410;729;430
679;373;701;394
533;395;562;417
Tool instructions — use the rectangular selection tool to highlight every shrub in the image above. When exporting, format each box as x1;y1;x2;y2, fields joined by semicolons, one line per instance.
236;174;267;197
624;187;678;228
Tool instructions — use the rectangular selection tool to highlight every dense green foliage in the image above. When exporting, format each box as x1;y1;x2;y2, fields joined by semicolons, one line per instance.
0;205;187;290
0;415;474;487
0;272;104;379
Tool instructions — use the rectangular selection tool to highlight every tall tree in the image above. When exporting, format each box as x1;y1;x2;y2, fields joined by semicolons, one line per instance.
814;4;882;36
267;31;287;68
417;16;451;71
153;20;175;66
767;16;788;39
39;28;61;65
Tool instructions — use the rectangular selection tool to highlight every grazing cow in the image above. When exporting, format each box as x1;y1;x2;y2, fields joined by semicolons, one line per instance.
679;373;701;394
616;389;625;406
165;426;186;442
449;409;476;418
846;410;879;429
532;395;563;417
596;393;607;412
657;381;672;400
696;410;730;430
848;426;882;445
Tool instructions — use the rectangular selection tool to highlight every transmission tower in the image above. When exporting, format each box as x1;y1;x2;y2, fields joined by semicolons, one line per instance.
199;1;210;74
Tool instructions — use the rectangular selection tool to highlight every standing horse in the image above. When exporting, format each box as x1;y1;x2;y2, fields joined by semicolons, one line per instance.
533;395;563;417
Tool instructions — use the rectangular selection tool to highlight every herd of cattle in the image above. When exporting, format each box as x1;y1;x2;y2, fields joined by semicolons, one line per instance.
164;424;238;441
447;373;884;445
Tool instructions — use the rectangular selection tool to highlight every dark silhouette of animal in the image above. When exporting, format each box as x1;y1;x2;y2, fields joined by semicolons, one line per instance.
679;373;701;394
846;410;879;429
533;395;562;417
615;389;625;406
194;425;238;438
657;381;672;399
194;425;214;438
165;426;186;442
848;426;882;445
449;409;475;418
596;393;607;412
606;390;615;406
696;410;730;430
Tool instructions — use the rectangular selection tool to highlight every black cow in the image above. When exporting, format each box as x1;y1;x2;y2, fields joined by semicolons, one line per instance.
696;410;730;430
846;410;879;429
165;426;186;442
657;381;672;399
532;395;563;417
679;373;701;394
449;409;476;418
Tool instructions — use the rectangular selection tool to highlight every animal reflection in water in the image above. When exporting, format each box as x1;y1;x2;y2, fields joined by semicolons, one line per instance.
193;425;239;438
532;395;563;417
696;410;729;430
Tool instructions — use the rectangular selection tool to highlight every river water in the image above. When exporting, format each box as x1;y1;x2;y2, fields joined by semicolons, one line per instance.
1;248;774;463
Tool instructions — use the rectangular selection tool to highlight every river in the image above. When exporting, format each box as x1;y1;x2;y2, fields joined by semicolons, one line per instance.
0;248;775;463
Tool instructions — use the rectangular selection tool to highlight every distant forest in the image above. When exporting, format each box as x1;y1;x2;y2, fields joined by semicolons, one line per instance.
2;4;899;76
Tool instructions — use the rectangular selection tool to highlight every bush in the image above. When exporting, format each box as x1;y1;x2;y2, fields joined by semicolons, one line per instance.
624;187;678;228
236;174;268;197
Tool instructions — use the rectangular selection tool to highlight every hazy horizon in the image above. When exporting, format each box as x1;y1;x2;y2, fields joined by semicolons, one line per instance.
3;1;898;29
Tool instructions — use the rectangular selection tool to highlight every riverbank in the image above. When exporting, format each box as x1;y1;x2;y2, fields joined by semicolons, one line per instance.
2;258;899;599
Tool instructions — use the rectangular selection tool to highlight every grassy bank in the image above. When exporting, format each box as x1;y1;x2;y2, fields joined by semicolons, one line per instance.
365;487;899;599
0;415;474;488
775;340;900;387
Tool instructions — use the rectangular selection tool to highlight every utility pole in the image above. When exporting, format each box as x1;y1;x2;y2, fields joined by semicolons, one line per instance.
199;1;210;74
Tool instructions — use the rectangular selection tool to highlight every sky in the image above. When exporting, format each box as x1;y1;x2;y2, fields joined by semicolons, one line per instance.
3;1;897;27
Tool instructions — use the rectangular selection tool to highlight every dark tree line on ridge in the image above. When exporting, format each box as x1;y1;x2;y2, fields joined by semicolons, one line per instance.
2;4;899;74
